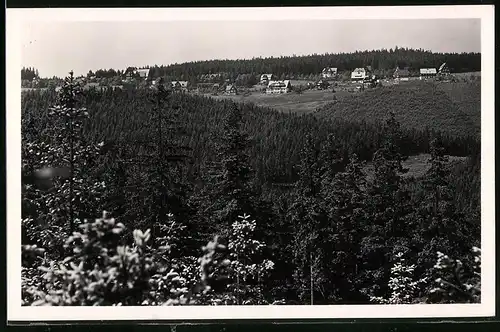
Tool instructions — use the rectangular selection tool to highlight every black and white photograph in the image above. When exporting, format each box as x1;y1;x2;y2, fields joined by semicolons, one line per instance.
7;5;495;321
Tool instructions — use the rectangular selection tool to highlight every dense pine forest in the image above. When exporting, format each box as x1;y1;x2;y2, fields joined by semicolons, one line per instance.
21;66;481;306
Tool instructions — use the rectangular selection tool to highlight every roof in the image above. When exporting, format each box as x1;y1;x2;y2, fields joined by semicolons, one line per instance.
352;68;366;73
171;81;189;87
261;74;273;79
226;84;236;91
394;67;410;77
267;80;291;88
438;63;448;72
420;68;437;74
322;67;338;73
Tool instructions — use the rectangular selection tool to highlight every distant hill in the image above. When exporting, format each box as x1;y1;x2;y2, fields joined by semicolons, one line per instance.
315;81;481;139
142;48;480;81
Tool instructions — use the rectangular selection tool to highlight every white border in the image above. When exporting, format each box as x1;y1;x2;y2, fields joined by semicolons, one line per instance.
6;5;495;321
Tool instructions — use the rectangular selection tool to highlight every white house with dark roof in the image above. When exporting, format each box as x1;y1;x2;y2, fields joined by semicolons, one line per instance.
419;68;437;79
321;67;338;79
266;80;291;94
438;62;450;76
225;84;238;95
171;81;189;91
351;68;370;81
137;68;150;79
260;74;274;84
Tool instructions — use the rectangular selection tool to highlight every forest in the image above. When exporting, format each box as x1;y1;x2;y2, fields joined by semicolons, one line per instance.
21;71;481;306
134;48;481;82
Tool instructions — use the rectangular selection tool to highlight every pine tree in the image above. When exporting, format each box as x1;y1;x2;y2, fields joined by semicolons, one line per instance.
288;133;327;303
321;153;367;302
22;71;105;255
361;112;412;300
202;103;256;237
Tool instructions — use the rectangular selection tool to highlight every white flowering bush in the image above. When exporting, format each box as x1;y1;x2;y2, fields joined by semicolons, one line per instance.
370;252;427;304
429;247;481;303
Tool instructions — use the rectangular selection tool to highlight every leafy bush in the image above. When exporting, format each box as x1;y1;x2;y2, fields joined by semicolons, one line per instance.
369;252;428;304
22;211;227;306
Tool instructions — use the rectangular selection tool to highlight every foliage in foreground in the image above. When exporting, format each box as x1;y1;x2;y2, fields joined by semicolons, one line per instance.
22;211;280;306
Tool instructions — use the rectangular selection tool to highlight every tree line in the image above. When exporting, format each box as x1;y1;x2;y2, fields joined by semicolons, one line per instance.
140;48;480;82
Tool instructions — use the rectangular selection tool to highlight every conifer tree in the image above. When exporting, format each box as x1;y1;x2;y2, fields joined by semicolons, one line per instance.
288;133;328;303
361;112;413;299
321;153;367;302
203;103;256;237
22;71;105;254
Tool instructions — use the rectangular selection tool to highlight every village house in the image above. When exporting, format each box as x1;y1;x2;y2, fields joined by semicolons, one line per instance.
137;68;150;80
171;81;189;92
125;68;137;80
438;62;450;76
351;68;370;82
393;67;410;80
260;74;274;85
321;67;338;79
419;68;437;79
225;84;238;95
266;80;291;94
200;73;222;81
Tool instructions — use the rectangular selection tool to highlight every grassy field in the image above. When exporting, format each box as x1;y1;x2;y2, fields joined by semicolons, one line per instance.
315;80;481;138
208;79;480;138
209;88;345;115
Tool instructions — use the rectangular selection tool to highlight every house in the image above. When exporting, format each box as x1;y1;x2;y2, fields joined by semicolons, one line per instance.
137;68;150;80
225;84;238;95
438;62;450;76
200;73;222;81
171;81;189;91
125;68;137;80
419;68;437;79
393;67;410;79
260;74;274;84
266;80;291;94
351;68;370;82
321;67;338;79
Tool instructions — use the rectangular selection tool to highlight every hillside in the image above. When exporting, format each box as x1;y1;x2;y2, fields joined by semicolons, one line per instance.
144;48;480;81
315;81;481;138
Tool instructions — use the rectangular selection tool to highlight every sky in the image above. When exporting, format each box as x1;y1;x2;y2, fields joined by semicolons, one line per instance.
20;18;481;78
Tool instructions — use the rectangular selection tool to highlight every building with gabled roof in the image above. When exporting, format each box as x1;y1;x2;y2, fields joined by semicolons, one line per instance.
321;67;338;79
393;67;410;79
225;84;238;95
351;67;370;82
266;80;291;94
438;62;450;76
420;68;437;79
137;68;150;79
171;81;189;91
260;74;274;84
